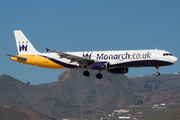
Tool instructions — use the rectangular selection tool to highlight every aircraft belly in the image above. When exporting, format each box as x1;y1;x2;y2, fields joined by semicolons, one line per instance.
41;55;79;69
111;60;173;68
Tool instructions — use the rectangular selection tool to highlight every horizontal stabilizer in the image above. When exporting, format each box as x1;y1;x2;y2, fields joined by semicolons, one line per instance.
4;54;27;61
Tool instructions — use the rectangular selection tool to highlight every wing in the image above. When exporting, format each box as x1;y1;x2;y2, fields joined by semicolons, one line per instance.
46;48;94;66
4;54;27;61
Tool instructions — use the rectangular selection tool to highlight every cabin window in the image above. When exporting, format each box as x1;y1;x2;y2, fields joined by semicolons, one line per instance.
163;53;172;56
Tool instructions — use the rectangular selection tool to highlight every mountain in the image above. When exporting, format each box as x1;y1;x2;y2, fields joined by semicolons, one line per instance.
0;104;55;120
39;69;146;118
1;71;180;119
0;74;58;119
52;69;145;116
129;74;180;92
0;70;145;119
36;82;55;87
0;74;36;109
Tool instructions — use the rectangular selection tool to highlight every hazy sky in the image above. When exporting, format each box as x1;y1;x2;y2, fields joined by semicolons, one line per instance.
1;1;180;85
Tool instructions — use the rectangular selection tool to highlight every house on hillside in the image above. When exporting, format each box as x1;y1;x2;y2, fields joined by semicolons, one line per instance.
100;117;105;120
160;103;166;106
153;104;159;106
114;109;129;113
119;116;130;119
151;104;167;111
108;113;115;117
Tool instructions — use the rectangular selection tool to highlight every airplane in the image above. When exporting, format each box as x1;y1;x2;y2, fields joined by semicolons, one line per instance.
4;30;178;79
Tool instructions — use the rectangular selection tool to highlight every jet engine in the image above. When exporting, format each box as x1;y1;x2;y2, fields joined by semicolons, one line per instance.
90;62;110;70
107;68;128;74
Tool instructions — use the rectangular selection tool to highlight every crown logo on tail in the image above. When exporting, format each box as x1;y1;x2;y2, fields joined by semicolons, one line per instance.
19;41;28;52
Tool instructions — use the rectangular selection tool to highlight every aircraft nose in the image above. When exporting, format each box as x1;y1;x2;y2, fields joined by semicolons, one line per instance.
172;56;178;64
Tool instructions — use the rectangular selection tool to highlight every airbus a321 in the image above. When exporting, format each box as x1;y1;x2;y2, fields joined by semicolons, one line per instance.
5;30;178;79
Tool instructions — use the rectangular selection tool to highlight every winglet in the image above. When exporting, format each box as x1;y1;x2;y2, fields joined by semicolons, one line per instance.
46;48;56;53
46;48;50;52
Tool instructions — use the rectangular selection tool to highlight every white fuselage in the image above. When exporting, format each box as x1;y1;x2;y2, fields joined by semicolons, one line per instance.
37;49;178;69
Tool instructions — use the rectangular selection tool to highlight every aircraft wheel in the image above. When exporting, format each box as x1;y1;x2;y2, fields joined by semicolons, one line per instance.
156;72;160;76
96;73;102;79
155;66;160;76
83;71;90;77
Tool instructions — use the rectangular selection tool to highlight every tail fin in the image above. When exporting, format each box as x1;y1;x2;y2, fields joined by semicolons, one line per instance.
14;30;38;55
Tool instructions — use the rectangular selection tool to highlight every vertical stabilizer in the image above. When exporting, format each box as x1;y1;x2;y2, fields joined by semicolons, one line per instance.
14;30;38;55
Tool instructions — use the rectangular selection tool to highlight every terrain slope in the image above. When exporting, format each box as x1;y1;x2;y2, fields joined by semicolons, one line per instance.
1;71;180;119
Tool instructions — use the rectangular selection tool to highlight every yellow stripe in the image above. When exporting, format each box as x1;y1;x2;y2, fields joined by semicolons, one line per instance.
11;54;68;69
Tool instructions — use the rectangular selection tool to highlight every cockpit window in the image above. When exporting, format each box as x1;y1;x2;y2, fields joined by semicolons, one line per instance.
163;53;172;56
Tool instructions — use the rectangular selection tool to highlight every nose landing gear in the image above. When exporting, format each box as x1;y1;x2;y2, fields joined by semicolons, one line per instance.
156;66;160;76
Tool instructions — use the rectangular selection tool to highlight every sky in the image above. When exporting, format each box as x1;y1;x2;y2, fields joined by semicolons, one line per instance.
0;0;180;85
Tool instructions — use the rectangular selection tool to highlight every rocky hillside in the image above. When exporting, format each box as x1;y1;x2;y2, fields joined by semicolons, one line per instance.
1;71;180;119
0;104;56;120
130;74;180;92
47;69;146;118
0;70;145;119
145;105;180;120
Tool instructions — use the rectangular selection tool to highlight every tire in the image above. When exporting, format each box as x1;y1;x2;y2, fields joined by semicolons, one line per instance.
96;73;102;79
83;71;90;77
156;72;160;76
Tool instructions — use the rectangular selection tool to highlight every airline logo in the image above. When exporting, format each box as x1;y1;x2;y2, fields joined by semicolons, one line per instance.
82;52;152;60
19;41;28;52
83;52;93;59
96;52;151;60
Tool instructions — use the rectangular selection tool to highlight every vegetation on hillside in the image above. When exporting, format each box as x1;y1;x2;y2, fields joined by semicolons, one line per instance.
145;106;180;120
0;71;180;119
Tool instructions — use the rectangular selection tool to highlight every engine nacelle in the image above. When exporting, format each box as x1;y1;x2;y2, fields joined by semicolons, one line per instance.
107;68;129;74
90;62;110;70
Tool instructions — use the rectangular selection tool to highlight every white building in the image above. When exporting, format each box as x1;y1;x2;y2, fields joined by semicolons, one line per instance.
119;116;130;119
114;109;129;113
160;103;166;106
153;104;159;107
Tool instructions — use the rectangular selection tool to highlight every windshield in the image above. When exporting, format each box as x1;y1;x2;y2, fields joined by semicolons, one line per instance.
163;53;172;56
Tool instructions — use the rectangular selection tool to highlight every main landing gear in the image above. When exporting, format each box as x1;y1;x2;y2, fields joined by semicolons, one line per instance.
83;71;103;79
83;71;90;77
156;66;160;76
96;71;103;79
